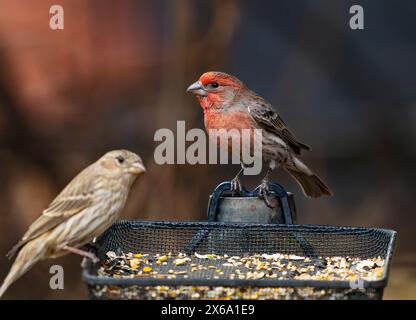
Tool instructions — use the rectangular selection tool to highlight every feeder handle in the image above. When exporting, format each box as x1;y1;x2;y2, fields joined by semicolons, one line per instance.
188;181;316;257
207;181;294;224
207;181;232;222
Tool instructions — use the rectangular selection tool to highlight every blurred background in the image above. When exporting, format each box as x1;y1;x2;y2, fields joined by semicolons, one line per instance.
0;0;414;299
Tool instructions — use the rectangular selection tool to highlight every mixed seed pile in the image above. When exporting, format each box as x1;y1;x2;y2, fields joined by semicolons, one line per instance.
98;251;385;282
91;251;385;299
91;285;380;300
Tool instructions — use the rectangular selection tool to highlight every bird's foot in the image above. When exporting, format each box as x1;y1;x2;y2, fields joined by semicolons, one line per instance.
258;179;276;208
84;252;99;264
80;253;99;268
64;246;100;266
80;252;100;268
81;257;89;269
230;177;243;196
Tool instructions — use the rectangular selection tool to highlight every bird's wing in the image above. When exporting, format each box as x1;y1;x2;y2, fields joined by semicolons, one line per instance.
247;97;311;154
7;172;95;259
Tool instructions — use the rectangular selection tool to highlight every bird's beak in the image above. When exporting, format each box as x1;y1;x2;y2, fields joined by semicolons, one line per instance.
186;81;207;97
128;162;146;175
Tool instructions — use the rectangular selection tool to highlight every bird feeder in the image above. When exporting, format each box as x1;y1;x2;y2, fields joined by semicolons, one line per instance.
82;181;396;300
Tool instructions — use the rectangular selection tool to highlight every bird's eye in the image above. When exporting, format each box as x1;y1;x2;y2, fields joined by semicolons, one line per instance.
116;156;125;164
211;82;219;88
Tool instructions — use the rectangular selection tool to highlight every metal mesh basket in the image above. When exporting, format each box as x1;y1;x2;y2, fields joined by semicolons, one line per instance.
83;220;396;300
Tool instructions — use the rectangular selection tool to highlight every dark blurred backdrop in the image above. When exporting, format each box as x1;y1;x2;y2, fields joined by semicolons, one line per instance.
0;0;415;299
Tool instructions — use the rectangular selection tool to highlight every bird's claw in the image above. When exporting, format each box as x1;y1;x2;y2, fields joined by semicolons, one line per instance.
231;177;243;196
88;252;100;264
258;180;276;208
81;258;88;268
81;252;99;268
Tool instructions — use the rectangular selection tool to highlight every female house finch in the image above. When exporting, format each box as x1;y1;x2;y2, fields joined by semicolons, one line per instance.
187;71;332;203
0;149;145;298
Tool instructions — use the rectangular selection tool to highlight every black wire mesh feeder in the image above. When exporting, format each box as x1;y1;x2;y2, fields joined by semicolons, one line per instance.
82;181;396;300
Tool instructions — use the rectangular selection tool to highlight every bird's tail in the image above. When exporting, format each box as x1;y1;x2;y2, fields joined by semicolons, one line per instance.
0;238;47;298
285;158;333;198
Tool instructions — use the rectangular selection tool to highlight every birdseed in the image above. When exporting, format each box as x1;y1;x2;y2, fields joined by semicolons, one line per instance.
90;251;385;299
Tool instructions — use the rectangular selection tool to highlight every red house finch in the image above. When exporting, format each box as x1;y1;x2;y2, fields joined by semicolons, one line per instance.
0;149;145;298
187;71;332;203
